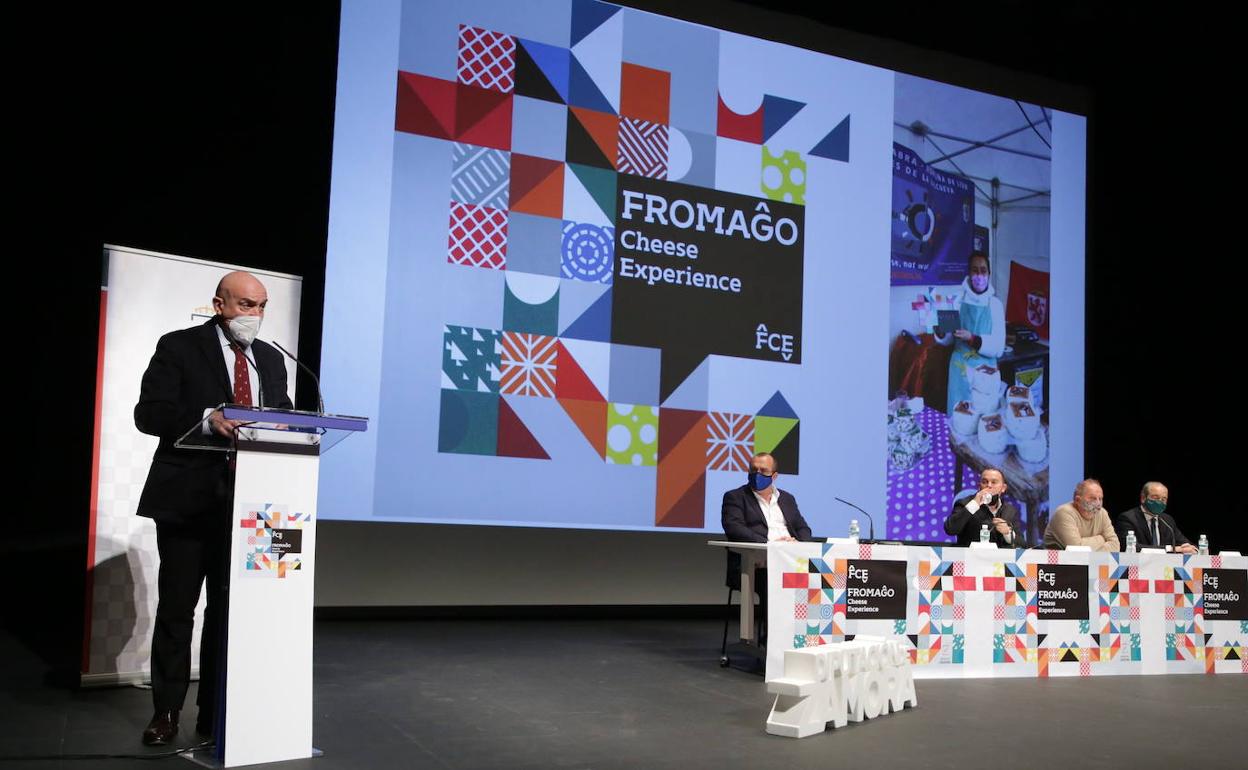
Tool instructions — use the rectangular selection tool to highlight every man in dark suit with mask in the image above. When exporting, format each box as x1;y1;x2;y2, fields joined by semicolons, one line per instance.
721;452;812;543
1114;481;1196;554
134;271;293;745
720;452;812;650
944;467;1025;547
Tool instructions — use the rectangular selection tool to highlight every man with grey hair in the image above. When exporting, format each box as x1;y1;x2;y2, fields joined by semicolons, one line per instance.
1114;481;1196;554
1043;478;1120;551
134;271;294;745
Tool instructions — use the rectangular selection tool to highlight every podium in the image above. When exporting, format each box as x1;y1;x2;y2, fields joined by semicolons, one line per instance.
176;405;367;767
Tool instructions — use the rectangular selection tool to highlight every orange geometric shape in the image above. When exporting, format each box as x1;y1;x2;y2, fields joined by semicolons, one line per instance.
555;341;604;401
510;154;563;217
654;408;709;528
396;71;457;139
620;63;670;124
570;107;619;165
557;398;606;458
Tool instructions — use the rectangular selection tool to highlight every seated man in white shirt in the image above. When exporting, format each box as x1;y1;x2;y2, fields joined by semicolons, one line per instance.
721;452;812;543
719;452;812;647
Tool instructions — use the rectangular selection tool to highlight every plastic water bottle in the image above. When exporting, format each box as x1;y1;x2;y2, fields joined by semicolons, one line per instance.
1125;530;1136;553
979;524;990;543
848;519;860;543
1198;534;1209;555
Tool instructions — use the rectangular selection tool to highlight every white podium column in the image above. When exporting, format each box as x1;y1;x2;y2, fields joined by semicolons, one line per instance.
222;441;320;767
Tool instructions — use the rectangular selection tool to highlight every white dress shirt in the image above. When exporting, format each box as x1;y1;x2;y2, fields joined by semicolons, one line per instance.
754;487;790;541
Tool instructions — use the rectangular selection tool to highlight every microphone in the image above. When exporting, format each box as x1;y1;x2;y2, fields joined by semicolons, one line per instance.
272;340;325;414
1154;514;1178;552
834;497;876;541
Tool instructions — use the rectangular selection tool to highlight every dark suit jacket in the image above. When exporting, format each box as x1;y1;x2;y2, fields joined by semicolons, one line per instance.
721;484;812;542
134;318;293;525
944;498;1025;547
1114;505;1190;550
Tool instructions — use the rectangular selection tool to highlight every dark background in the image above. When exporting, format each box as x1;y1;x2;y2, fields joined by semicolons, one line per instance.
14;0;1240;681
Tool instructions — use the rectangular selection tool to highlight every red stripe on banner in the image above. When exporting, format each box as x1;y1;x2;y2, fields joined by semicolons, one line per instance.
1152;579;1173;593
953;576;976;591
82;288;107;673
782;572;807;589
982;576;1005;591
1129;579;1150;594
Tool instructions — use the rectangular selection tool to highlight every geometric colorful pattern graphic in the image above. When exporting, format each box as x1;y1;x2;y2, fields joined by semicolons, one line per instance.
400;6;826;529
452;142;511;211
448;202;508;269
910;553;969;665
778;543;968;665
500;332;558;397
239;504;309;579
606;403;659;465
768;544;1248;680
442;325;502;392
761;146;806;205
706;412;753;471
617;118;669;178
1158;564;1204;664
655;408;710;528
561;221;614;282
457;25;516;93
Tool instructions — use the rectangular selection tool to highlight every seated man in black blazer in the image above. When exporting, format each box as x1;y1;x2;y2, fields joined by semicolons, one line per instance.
1114;481;1196;554
721;452;812;543
720;452;812;647
944;467;1025;547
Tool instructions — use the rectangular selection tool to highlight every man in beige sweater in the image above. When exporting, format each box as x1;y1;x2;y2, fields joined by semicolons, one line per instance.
1043;479;1120;551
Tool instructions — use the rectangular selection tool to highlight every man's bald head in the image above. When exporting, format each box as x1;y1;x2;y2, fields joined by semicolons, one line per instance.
213;271;269;321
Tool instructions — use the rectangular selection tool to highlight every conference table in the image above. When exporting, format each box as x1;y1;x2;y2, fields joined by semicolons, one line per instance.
711;540;1247;680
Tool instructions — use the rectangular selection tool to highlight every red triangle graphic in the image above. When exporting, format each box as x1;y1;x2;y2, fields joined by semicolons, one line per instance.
656;472;705;529
555;341;604;402
558;398;606;459
456;85;512;150
657;407;706;464
396;72;455;139
497;398;550;459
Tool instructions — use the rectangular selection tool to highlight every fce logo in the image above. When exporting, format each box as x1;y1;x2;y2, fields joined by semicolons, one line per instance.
756;324;795;361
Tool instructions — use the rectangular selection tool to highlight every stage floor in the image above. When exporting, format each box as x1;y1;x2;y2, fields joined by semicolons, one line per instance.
2;618;1242;769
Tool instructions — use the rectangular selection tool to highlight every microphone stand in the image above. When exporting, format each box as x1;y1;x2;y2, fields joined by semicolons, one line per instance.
834;497;876;542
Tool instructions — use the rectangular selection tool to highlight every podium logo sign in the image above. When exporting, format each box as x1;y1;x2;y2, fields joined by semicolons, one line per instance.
844;560;908;619
1202;569;1247;620
1034;564;1088;619
239;504;310;579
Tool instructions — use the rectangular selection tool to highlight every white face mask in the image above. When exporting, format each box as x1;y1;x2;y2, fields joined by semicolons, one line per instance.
227;315;261;346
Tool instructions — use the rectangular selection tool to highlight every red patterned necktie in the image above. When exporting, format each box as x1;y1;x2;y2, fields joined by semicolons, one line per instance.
232;344;253;406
